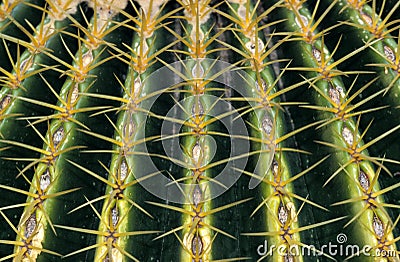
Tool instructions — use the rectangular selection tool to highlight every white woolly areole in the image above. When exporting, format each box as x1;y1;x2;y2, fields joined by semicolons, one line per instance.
227;0;246;4
136;0;168;18
86;0;128;34
94;0;128;17
48;0;83;21
182;0;212;26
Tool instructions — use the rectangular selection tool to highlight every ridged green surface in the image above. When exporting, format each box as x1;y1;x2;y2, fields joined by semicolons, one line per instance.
0;0;400;261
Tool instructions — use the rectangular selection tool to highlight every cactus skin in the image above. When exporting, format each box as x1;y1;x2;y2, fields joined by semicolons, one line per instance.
1;0;400;261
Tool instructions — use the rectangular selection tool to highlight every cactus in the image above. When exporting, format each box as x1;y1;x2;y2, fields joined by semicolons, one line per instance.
1;0;400;261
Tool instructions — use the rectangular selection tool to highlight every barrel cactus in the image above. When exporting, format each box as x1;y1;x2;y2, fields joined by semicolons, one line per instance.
1;0;400;261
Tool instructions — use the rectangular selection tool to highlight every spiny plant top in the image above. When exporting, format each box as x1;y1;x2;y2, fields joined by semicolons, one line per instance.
0;0;400;261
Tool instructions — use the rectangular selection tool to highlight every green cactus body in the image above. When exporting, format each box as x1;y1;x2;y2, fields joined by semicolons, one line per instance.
1;1;135;260
63;1;182;261
149;1;246;261
312;1;400;226
265;0;400;260
216;2;305;262
179;2;218;261
0;1;88;258
1;0;400;261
